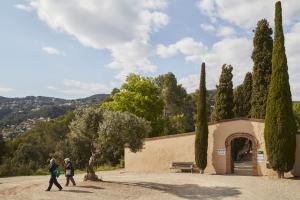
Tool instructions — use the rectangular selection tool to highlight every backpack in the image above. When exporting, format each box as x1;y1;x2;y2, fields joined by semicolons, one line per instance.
53;168;61;177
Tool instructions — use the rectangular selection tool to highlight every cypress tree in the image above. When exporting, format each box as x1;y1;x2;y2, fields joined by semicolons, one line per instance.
264;1;297;178
242;72;253;117
251;19;273;119
213;64;234;121
233;85;244;117
195;62;208;174
234;72;252;117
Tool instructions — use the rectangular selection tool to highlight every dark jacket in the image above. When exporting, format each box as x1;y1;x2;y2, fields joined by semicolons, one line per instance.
65;161;74;177
49;163;59;177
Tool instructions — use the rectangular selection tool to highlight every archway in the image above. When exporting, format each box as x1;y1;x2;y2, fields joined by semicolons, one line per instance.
225;133;258;176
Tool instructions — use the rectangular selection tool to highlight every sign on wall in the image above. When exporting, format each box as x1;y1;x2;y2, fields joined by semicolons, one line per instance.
257;150;264;162
216;148;226;156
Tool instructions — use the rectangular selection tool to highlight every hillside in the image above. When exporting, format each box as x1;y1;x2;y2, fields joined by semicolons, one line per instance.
0;94;109;138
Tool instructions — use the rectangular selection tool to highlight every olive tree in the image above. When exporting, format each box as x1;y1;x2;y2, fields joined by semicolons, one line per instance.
69;107;151;181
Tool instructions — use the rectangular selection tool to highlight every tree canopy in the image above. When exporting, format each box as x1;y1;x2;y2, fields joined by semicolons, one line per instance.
234;72;252;117
101;74;164;137
251;19;273;119
69;107;150;180
155;72;195;135
213;64;234;121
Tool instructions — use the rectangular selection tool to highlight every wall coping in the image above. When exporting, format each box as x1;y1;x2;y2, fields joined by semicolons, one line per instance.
207;117;264;125
145;132;195;141
145;118;265;142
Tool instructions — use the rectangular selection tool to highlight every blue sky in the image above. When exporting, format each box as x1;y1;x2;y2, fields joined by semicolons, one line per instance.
0;0;299;99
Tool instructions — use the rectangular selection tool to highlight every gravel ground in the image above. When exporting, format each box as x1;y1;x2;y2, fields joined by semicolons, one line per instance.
0;171;300;200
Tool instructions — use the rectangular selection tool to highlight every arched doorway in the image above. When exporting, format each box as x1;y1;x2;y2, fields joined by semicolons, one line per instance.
225;133;258;176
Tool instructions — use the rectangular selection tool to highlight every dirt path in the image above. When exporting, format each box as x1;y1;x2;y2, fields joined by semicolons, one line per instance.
0;171;300;200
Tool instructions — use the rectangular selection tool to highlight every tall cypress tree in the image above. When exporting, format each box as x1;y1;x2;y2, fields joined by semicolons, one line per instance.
251;19;273;119
243;72;253;117
213;64;234;121
264;1;296;178
234;72;252;117
195;62;208;174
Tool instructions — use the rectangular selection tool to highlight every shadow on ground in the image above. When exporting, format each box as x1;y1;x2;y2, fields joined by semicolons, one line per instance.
104;181;241;200
63;189;93;194
77;185;103;190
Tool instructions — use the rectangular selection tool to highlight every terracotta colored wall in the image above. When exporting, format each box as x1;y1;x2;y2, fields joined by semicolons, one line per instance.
125;119;300;176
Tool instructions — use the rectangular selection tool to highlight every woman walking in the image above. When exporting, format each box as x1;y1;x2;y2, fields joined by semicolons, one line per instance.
64;158;76;186
46;158;63;191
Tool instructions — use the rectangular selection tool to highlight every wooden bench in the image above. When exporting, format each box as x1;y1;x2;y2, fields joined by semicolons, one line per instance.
170;162;194;173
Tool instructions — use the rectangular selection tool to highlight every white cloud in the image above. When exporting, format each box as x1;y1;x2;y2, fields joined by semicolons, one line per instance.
174;0;300;98
165;27;300;98
158;36;252;92
197;0;300;29
157;37;207;59
30;0;169;80
178;74;199;93
42;46;65;56
0;86;14;93
286;22;300;100
48;79;109;96
14;4;33;12
216;26;236;37
200;23;215;32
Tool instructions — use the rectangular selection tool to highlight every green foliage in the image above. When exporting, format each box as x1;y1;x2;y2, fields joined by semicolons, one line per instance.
0;111;75;177
69;107;103;154
163;114;190;135
293;103;300;131
155;72;195;135
69;108;150;167
251;19;273;119
195;63;208;172
101;74;164;137
96;110;151;160
264;1;297;174
234;72;252;117
0;134;6;164
233;85;244;117
213;64;234;121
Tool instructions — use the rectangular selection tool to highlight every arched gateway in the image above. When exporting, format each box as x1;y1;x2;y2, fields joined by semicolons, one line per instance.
225;133;258;176
125;118;300;177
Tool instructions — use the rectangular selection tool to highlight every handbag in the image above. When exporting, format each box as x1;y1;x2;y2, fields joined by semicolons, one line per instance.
66;169;72;176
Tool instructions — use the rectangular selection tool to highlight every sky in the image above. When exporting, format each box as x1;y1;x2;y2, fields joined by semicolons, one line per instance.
0;0;299;100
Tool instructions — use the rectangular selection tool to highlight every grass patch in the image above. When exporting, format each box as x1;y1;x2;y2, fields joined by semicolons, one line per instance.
74;164;123;174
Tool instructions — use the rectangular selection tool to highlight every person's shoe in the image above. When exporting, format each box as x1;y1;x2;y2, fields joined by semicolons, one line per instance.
45;189;50;191
59;188;63;191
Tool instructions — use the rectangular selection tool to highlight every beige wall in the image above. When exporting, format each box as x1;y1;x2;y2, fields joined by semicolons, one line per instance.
125;132;195;172
292;135;300;176
125;119;300;176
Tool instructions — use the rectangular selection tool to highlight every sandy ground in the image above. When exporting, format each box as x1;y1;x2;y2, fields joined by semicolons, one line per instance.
1;171;300;200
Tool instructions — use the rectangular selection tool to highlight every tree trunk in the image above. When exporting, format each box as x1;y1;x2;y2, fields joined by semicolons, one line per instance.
277;171;284;179
84;153;101;181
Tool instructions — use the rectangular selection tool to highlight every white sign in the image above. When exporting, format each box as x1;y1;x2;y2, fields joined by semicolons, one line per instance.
216;148;226;156
257;151;264;162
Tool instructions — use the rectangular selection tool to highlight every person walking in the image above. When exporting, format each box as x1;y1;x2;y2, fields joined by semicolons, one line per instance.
64;158;76;186
46;158;63;191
